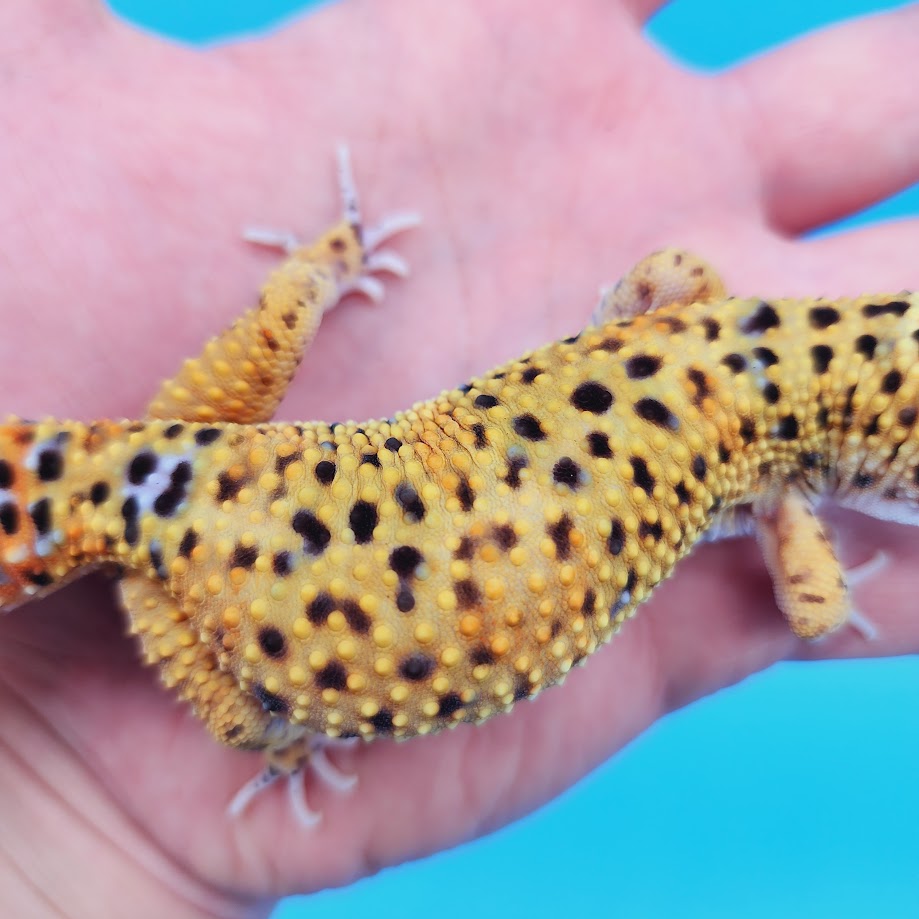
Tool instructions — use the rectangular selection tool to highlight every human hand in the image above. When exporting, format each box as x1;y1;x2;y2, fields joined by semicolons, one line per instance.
0;1;917;915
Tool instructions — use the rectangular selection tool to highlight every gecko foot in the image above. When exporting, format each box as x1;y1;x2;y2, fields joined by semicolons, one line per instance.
243;145;420;304
227;736;359;829
844;550;888;640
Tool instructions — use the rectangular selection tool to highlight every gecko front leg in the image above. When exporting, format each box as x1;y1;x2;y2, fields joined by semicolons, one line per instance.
121;148;418;827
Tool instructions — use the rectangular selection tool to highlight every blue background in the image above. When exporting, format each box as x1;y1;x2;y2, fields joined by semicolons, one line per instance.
108;2;918;916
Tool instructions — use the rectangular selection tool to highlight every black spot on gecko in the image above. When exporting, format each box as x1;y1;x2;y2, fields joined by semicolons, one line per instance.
801;451;821;469
349;500;378;544
625;355;662;380
178;528;198;558
630;457;655;495
369;709;394;734
634;398;678;430
315;662;348;692
437;693;465;718
504;454;528;488
739;417;756;443
639;520;663;542
718;442;730;464
89;481;110;505
455;578;482;608
513;675;532;702
155;462;192;517
474;394;499;409
571;381;615;413
471;424;488;449
739;301;780;335
595;337;624;353
341;599;371;634
121;496;139;546
275;451;300;474
37;448;64;483
881;369;903;394
692;455;707;481
307;592;334;625
258;626;286;659
520;366;542;384
864;415;880;438
0;460;12;489
855;334;878;360
701;317;721;341
384;437;402;452
852;472;874;488
586;431;612;458
400;653;433;682
492;524;517;550
583;588;597;616
390;545;423;577
722;353;747;373
272;551;293;576
552;457;583;488
127;451;157;485
0;503;19;535
292;510;331;555
686;367;711;405
229;544;258;569
454;536;476;560
675;481;691;504
513;414;547;440
26;571;53;587
777;416;799;440
763;382;780;405
456;477;476;511
194;428;221;446
396;587;415;613
470;646;495;666
752;346;779;367
361;453;381;468
660;316;687;333
608;518;625;556
811;344;833;374
150;545;169;581
395;483;425;521
314;460;336;485
863;300;909;318
898;406;917;427
164;423;184;439
547;514;574;560
809;306;841;329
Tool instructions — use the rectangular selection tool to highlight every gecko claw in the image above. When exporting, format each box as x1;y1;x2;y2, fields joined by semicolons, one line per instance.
227;735;359;829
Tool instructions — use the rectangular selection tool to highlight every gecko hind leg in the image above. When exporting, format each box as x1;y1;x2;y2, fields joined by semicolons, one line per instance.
754;492;881;640
121;571;355;827
592;247;728;324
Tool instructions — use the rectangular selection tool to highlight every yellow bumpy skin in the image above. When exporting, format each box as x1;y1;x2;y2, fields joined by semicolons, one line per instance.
0;154;911;823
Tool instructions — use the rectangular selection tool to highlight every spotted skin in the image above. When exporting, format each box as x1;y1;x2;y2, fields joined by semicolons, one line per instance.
0;170;913;817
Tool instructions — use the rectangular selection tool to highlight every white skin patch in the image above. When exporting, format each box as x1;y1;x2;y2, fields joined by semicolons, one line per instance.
122;450;195;517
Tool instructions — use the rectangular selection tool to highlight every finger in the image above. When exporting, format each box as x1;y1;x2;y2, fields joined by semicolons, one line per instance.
734;218;919;297
0;0;111;52
620;0;670;24
727;5;919;234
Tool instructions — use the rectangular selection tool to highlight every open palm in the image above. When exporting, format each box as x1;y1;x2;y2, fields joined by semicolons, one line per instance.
1;1;917;915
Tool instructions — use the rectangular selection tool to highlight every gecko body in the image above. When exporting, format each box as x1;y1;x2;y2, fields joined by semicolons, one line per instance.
0;152;910;821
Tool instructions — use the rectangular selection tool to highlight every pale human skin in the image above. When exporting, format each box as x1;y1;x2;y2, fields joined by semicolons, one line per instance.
0;0;918;915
